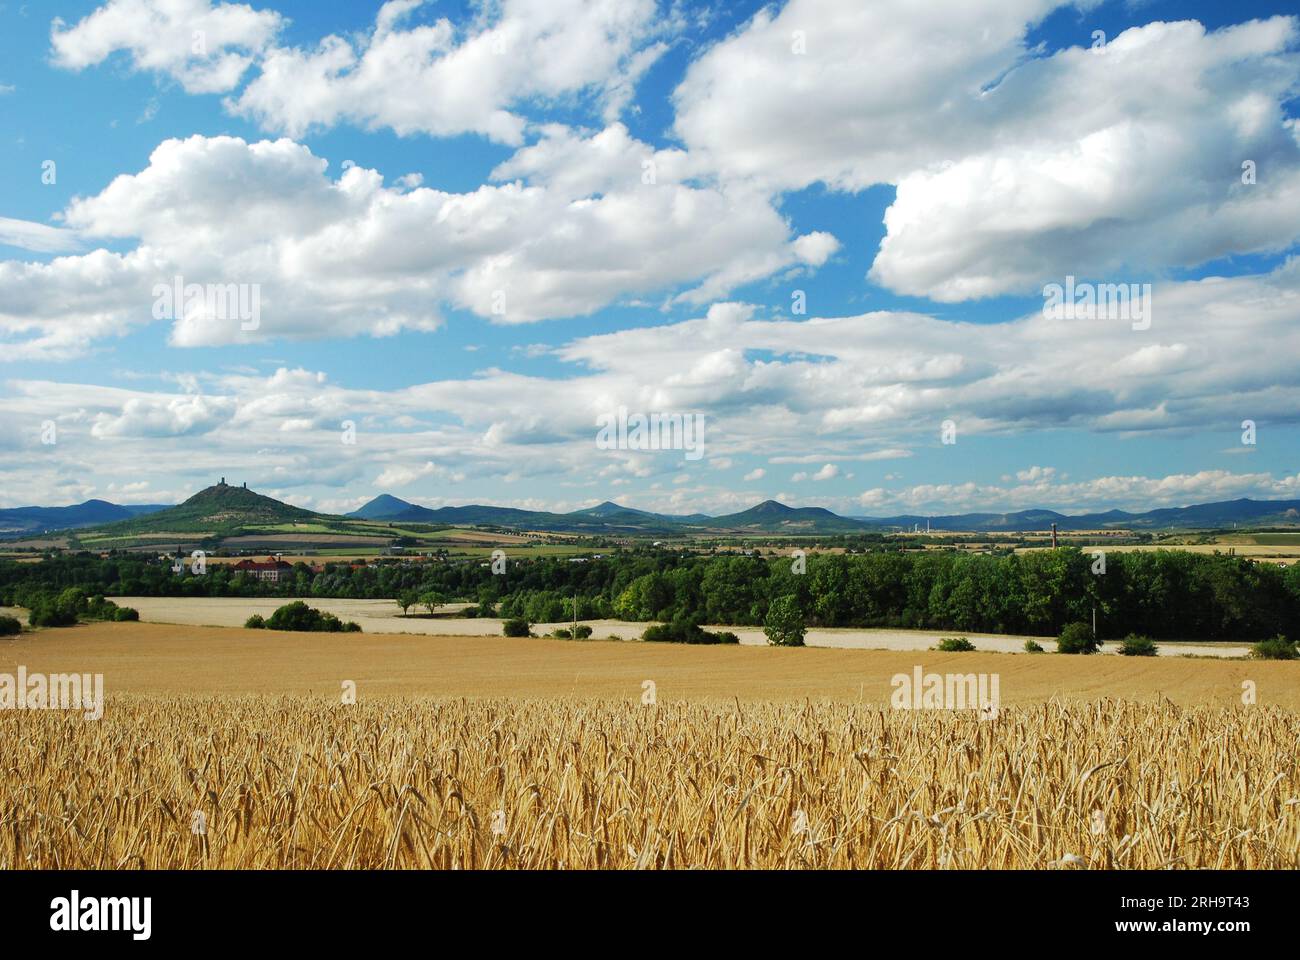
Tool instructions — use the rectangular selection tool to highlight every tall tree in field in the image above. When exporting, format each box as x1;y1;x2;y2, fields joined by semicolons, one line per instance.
764;595;806;647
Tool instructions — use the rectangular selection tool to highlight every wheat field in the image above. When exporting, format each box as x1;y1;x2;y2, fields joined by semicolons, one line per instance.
2;696;1297;869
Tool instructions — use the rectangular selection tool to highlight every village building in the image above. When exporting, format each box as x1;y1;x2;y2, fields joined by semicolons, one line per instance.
231;557;293;583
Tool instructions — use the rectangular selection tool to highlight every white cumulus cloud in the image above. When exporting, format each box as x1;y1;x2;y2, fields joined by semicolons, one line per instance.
51;0;284;93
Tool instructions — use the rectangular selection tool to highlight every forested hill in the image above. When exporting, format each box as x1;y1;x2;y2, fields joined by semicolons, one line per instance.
92;482;318;535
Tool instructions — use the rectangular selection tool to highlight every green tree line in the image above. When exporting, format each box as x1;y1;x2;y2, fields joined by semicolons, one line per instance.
2;547;1297;641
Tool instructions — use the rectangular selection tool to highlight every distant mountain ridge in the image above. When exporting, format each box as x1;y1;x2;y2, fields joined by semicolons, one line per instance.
350;493;1300;534
354;496;687;535
6;486;1299;541
852;498;1300;532
0;499;169;537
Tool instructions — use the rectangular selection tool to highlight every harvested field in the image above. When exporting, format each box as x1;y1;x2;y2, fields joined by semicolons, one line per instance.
1;621;1293;706
1017;543;1299;564
220;534;390;547
109;596;1254;657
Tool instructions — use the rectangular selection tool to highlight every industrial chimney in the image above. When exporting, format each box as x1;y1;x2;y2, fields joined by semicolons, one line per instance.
1051;522;1058;549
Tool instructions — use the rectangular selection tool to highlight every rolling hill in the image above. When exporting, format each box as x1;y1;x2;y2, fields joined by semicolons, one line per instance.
701;500;869;533
348;493;415;520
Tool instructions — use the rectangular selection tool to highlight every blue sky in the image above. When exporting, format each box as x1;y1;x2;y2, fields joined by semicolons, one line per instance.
1;0;1298;516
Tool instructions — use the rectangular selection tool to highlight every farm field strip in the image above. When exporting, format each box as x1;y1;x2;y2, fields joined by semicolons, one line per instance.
1;621;1292;706
105;596;1254;658
1016;543;1299;562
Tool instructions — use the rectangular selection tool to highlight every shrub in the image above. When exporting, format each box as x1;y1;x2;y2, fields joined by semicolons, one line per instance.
265;601;316;630
552;625;593;640
1118;634;1158;657
245;614;266;629
1023;639;1044;653
258;602;362;633
28;603;77;628
935;637;975;652
1251;635;1298;661
74;596;137;623
1057;621;1099;654
764;595;806;647
17;587;82;628
0;615;21;636
84;595;121;620
642;617;737;644
503;618;531;637
56;587;88;613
